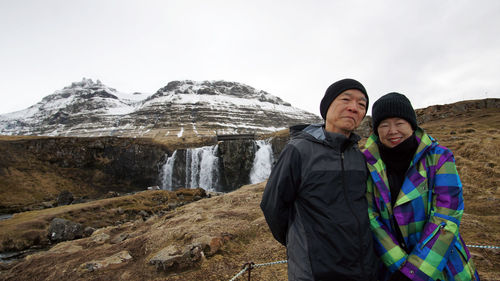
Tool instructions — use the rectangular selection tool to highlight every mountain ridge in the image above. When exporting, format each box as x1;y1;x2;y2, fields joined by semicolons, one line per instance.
0;78;322;138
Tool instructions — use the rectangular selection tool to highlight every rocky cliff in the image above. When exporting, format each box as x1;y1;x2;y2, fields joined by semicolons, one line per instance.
0;136;171;213
0;136;270;213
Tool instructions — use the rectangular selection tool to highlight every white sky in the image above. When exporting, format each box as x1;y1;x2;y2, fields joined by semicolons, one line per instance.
1;0;499;116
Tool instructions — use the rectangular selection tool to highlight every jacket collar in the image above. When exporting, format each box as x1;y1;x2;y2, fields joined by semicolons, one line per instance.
363;127;435;167
290;123;361;152
363;127;437;208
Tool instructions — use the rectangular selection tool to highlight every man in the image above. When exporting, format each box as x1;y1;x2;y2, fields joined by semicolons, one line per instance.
260;79;379;281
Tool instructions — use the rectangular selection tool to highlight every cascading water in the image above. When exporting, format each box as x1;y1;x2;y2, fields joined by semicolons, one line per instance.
160;150;177;190
160;139;274;192
185;145;219;191
249;139;274;184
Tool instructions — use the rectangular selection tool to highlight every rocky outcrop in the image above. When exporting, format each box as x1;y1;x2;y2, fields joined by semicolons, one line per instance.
217;140;256;192
56;191;74;206
80;250;133;272
415;98;500;124
0;136;172;213
149;245;204;272
149;233;233;273
354;116;372;138
48;218;84;242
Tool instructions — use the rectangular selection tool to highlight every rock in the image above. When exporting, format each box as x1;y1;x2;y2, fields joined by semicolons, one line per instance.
168;202;178;210
72;196;89;204
80;251;132;272
193;234;232;257
217;139;256;192
48;218;84;242
84;226;96;237
106;191;119;198
138;210;149;218
41;201;54;208
149;244;204;272
56;190;74;206
147;186;160;190
116;207;124;214
354;116;372;138
91;231;110;244
111;233;129;244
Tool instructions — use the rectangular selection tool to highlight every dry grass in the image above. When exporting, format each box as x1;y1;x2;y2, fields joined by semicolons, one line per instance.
0;189;205;252
416;107;500;280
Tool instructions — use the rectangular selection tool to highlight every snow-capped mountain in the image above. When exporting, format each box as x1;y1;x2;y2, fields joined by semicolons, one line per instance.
0;78;322;137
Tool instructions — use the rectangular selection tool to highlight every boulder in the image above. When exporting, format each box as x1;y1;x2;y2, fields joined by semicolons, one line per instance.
84;226;96;237
149;244;203;272
48;218;84;242
80;251;133;272
56;190;74;206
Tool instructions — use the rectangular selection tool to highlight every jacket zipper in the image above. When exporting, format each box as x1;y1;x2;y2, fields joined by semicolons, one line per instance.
420;222;446;249
341;152;367;280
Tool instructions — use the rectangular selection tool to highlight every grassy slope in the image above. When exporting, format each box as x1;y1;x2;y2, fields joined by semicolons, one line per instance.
0;189;206;253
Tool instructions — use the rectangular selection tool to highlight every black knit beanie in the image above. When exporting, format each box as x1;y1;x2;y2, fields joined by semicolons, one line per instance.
371;92;418;135
320;78;368;120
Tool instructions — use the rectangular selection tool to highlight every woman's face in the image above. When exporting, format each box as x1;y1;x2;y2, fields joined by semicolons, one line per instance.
377;117;414;148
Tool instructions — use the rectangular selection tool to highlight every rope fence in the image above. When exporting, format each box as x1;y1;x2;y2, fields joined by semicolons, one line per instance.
466;244;500;249
228;244;499;281
229;260;287;281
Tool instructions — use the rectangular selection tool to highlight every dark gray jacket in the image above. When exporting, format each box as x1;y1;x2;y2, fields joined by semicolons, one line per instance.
261;124;379;281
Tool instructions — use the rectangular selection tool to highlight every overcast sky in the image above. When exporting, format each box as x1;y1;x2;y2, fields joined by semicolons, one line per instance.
1;0;499;116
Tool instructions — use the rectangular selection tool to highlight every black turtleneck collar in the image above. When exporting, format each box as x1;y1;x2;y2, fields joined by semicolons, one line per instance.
377;133;418;208
377;133;418;172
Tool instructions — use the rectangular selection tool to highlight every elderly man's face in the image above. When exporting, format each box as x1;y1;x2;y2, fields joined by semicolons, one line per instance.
324;89;367;137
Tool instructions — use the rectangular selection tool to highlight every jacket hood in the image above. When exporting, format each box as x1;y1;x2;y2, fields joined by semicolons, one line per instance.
290;123;361;152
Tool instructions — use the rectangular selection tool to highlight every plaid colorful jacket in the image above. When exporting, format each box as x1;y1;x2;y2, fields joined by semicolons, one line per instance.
363;128;479;281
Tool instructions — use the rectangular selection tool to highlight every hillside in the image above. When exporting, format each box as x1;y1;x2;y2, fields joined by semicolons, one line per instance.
0;99;499;280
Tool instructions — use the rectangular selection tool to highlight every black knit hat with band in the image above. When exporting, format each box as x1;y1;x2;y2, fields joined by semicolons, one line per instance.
320;78;368;120
371;92;418;135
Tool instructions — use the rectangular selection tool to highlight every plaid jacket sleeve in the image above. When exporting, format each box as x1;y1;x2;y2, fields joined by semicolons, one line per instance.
399;147;464;280
366;177;409;273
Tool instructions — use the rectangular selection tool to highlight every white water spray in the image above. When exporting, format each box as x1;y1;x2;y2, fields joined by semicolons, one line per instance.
161;150;177;190
160;139;274;192
185;145;219;191
249;139;274;184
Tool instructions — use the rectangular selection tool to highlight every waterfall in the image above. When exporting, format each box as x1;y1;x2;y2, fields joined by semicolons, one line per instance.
249;139;274;184
185;145;219;191
161;150;177;190
159;139;275;192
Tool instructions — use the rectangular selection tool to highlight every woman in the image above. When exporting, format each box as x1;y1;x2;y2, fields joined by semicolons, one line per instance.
363;92;479;281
